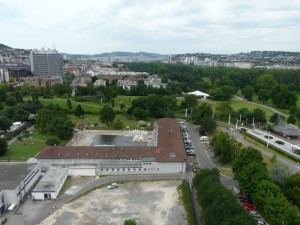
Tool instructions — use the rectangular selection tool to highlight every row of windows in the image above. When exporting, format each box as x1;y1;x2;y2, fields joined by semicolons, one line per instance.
143;162;152;165
100;168;159;172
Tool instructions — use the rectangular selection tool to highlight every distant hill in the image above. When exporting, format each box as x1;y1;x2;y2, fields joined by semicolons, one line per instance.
95;51;165;58
0;43;12;49
63;51;165;59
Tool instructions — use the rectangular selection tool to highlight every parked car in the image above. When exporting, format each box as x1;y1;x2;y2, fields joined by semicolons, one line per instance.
187;151;196;156
199;136;209;141
107;183;118;189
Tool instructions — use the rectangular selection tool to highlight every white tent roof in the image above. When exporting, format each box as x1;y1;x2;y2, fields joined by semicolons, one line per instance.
187;90;210;97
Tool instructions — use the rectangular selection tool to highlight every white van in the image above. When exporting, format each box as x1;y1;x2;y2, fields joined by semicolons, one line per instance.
199;136;209;142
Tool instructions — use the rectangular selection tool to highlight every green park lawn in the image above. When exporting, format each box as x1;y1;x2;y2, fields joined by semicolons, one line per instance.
114;96;140;108
0;128;69;161
1;140;46;160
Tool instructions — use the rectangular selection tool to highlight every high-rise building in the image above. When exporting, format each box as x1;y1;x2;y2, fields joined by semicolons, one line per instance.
30;48;63;77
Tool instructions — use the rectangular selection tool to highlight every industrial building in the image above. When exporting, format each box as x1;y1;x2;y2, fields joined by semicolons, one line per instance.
0;163;41;215
31;167;68;201
35;118;187;176
30;48;63;77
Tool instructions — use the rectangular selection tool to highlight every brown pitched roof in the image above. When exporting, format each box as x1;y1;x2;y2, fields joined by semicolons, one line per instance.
36;118;186;162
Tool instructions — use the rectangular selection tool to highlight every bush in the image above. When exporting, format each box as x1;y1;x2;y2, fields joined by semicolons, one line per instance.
46;137;61;146
241;128;247;132
275;140;284;145
124;219;136;225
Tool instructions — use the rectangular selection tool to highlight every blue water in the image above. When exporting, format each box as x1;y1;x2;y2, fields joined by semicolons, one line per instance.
90;135;147;146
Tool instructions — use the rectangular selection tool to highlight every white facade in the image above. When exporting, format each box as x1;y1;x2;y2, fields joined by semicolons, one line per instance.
37;158;186;176
0;69;9;83
32;167;68;201
0;163;41;214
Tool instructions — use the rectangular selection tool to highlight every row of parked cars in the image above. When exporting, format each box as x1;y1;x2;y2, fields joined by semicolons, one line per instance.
237;193;269;225
179;121;196;156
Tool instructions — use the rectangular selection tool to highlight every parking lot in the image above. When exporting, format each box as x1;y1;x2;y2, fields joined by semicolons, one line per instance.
38;180;187;225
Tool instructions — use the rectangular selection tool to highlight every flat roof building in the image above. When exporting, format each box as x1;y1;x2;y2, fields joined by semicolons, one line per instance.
0;163;41;214
30;48;63;77
32;167;68;201
36;118;187;176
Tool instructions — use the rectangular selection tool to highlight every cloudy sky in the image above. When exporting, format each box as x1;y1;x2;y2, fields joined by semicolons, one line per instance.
1;0;300;54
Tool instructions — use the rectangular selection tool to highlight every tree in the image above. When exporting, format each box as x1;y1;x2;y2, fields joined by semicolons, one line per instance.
242;86;254;101
181;94;198;109
257;89;270;102
212;132;240;163
256;74;277;91
46;137;61;146
269;113;284;124
124;219;136;225
100;105;115;125
0;138;8;156
5;96;17;106
132;107;148;120
251;108;266;122
233;147;263;173
192;103;213;125
252;180;283;211
74;104;84;118
67;99;72;110
199;114;216;134
287;114;296;124
36;108;54;133
271;162;292;185
114;119;123;130
0;116;12;131
283;173;300;207
45;116;73;139
271;84;297;108
235;161;270;196
13;108;29;122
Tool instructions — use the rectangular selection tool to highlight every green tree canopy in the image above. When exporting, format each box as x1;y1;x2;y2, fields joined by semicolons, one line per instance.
283;173;300;207
0;138;8;156
74;104;84;118
212;132;240;163
100;105;115;125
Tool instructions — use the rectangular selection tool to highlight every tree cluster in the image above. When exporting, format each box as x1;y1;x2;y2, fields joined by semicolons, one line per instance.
36;104;73;139
232;147;300;225
211;132;241;163
193;168;255;225
127;94;177;119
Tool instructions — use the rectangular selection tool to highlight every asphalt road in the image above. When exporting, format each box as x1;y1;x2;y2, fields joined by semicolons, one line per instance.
218;126;300;173
185;122;236;188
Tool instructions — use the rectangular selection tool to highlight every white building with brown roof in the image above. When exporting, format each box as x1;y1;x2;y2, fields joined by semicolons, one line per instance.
35;118;187;176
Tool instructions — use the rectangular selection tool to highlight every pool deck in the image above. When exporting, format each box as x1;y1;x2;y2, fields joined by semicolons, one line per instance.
67;130;155;147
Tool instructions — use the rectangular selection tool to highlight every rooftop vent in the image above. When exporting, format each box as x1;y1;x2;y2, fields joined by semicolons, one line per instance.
169;152;176;158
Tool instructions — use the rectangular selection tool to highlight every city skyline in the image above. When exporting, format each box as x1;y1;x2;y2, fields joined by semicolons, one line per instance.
1;0;300;54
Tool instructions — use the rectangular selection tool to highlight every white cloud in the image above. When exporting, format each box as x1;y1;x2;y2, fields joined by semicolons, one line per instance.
0;0;300;54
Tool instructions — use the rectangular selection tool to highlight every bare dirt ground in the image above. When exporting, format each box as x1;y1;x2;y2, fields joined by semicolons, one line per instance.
67;130;155;146
38;181;187;225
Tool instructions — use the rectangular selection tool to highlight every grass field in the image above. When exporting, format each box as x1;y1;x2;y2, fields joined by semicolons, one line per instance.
0;128;67;161
0;129;47;160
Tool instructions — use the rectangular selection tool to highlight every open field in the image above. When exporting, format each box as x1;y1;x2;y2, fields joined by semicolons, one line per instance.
38;181;187;225
0;128;60;161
